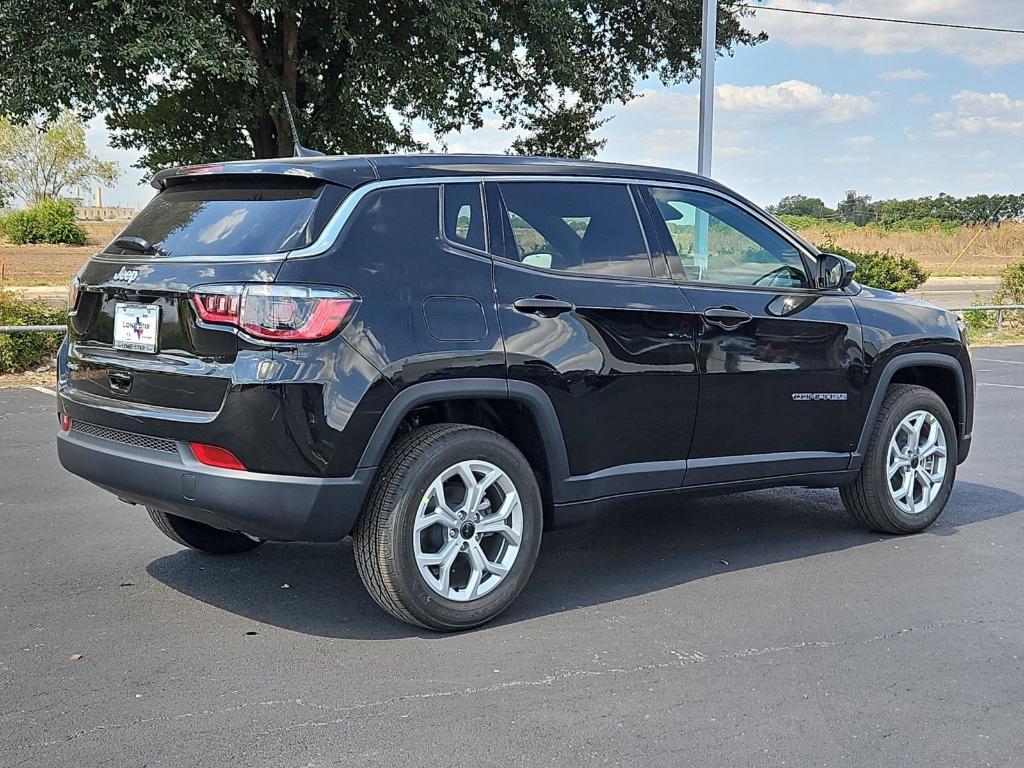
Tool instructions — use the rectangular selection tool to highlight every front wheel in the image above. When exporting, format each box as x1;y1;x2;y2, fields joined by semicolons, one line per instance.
841;384;957;534
353;424;543;631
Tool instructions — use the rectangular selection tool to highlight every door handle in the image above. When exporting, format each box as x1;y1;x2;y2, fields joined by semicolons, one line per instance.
512;297;575;317
702;306;753;329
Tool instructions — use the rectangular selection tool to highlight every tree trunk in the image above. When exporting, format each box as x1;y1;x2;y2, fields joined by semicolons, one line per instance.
278;10;299;157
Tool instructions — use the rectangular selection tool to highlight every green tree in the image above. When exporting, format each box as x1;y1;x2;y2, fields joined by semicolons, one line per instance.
0;110;119;204
767;194;834;219
0;1;763;170
509;100;609;159
836;189;875;226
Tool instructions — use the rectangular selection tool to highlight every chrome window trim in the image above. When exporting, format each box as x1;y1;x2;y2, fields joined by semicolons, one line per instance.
88;174;819;267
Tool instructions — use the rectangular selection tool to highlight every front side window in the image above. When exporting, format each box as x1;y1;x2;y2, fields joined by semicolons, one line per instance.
648;187;809;288
443;183;485;251
497;182;652;278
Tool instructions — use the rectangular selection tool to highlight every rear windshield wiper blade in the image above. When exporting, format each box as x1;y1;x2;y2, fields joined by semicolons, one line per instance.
112;235;160;254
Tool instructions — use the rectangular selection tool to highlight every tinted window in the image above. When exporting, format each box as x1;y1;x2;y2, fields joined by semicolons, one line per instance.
648;187;809;288
443;184;485;251
498;182;652;278
110;180;345;258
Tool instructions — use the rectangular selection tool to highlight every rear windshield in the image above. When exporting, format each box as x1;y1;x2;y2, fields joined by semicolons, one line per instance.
107;179;346;258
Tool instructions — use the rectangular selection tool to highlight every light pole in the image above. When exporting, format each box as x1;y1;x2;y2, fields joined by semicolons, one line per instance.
695;0;717;275
698;0;717;176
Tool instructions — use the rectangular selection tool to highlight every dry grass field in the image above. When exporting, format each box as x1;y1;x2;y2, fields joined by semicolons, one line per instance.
0;221;123;285
792;221;1024;276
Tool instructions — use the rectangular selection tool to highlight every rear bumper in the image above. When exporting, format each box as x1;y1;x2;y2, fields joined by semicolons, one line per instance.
57;427;374;542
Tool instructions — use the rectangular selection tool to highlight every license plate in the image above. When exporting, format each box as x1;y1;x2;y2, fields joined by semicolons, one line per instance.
113;303;160;353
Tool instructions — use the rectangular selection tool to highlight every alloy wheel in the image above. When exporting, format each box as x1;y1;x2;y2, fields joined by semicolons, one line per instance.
887;409;948;515
412;460;524;602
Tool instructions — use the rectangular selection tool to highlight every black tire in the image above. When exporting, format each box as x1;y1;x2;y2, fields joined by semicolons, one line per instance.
840;384;957;534
352;424;543;631
146;507;264;554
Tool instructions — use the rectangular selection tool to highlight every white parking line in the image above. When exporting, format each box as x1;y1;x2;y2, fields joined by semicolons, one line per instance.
976;358;1024;365
30;386;56;397
979;382;1024;390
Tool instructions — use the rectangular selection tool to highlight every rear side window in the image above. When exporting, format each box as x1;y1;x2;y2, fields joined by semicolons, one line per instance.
443;184;485;251
108;179;347;258
497;182;652;278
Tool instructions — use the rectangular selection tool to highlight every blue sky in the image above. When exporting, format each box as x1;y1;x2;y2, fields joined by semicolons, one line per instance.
89;0;1024;211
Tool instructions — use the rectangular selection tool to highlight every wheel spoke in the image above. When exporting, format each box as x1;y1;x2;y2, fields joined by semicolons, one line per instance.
893;469;914;501
476;492;522;545
419;538;459;567
888;456;909;479
469;540;509;578
459;465;502;515
920;442;946;459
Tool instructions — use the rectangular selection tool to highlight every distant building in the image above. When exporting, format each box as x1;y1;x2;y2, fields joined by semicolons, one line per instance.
76;205;137;220
74;186;136;220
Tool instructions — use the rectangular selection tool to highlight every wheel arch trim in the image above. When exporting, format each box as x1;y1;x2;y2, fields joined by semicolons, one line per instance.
356;378;571;489
851;352;967;470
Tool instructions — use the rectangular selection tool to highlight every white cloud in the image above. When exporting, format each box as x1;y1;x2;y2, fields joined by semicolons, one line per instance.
715;80;877;123
931;90;1024;137
750;1;1024;66
878;68;934;81
822;155;869;166
844;134;875;146
908;93;935;106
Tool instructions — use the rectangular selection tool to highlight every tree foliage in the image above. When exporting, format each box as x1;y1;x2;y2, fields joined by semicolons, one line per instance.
836;189;874;226
766;194;834;219
0;110;119;204
0;1;763;170
772;190;1024;229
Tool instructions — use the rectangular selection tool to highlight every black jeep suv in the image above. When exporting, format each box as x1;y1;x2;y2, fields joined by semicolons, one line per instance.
57;155;975;630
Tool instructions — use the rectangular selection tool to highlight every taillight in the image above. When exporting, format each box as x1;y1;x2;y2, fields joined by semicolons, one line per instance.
190;442;246;471
67;277;80;313
190;284;355;341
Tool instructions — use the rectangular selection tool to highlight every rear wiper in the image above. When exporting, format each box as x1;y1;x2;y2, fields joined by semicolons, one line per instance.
112;235;159;254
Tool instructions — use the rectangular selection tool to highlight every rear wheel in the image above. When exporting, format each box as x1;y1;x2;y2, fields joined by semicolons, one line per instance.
353;424;543;631
146;507;264;554
841;384;957;534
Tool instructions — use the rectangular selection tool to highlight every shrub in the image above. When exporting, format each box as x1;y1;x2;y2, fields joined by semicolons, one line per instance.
0;198;87;245
993;259;1024;305
0;289;67;373
818;243;929;293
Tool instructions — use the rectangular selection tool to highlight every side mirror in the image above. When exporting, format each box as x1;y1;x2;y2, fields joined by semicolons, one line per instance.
818;253;856;290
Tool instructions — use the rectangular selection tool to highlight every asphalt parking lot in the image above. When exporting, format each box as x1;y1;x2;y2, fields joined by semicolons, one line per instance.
2;348;1023;767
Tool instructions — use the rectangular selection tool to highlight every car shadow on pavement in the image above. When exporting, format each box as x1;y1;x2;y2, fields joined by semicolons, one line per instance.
146;480;1021;640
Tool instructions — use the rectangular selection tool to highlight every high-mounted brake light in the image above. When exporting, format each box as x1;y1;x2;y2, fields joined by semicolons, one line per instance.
190;442;246;471
178;163;224;176
190;284;355;342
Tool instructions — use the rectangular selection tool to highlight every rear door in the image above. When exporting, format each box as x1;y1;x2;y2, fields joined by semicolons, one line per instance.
489;180;699;502
65;176;348;412
640;184;863;485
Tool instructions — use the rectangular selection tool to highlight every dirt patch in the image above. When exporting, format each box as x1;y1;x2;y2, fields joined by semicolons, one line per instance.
0;367;56;389
0;221;123;286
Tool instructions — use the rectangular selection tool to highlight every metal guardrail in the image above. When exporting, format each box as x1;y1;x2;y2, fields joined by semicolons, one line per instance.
0;325;65;333
948;305;1024;332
